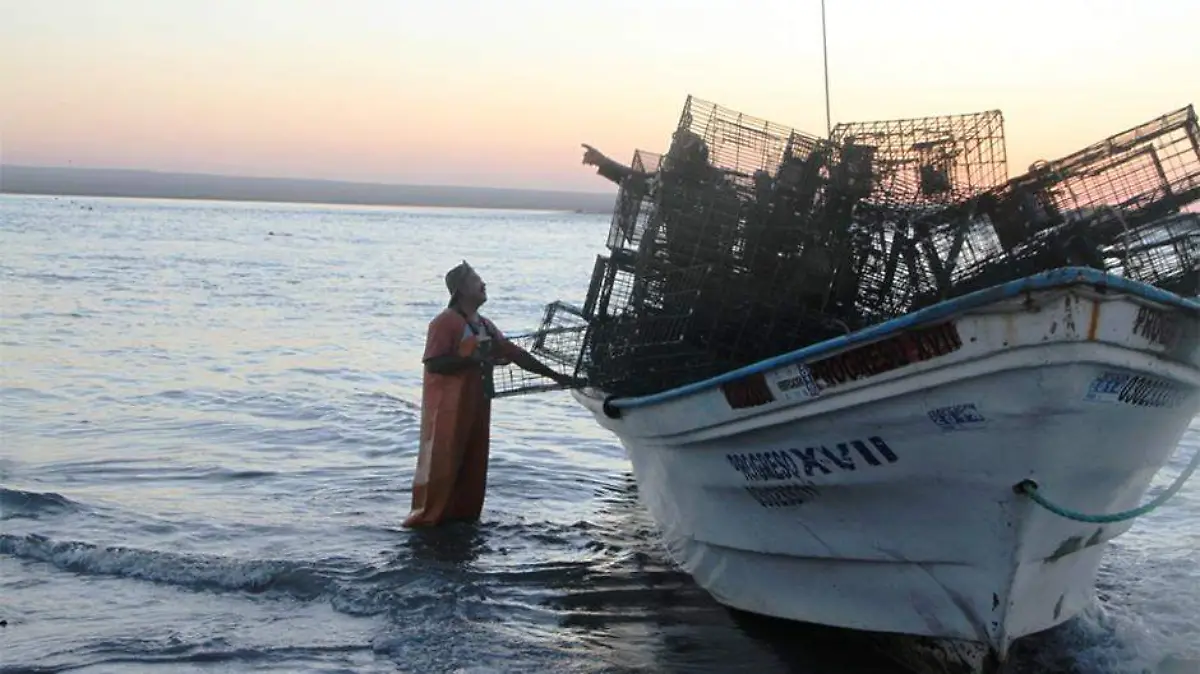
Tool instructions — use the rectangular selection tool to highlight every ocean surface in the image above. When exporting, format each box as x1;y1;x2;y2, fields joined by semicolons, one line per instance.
1;194;1197;674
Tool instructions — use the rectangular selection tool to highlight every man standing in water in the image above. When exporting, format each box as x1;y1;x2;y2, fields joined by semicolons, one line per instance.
403;261;573;528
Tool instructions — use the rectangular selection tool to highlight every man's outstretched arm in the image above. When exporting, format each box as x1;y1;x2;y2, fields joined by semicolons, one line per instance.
512;347;570;383
494;340;575;386
582;144;650;186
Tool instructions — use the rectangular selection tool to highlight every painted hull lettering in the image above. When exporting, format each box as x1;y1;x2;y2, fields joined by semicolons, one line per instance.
789;436;898;474
1132;306;1181;348
821;444;858;471
929;403;987;431
870;436;899;463
851;439;882;466
1085;371;1188;409
744;484;820;509
791;447;833;476
727;436;898;484
726;450;803;482
807;322;962;390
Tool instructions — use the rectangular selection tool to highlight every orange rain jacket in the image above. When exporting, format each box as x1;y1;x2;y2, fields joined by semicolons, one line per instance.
402;308;519;527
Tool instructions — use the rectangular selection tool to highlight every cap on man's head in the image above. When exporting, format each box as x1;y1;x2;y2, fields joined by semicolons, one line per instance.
445;260;475;305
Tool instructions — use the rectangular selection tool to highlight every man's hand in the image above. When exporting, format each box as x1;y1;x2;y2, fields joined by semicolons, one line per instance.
550;373;587;388
581;144;607;168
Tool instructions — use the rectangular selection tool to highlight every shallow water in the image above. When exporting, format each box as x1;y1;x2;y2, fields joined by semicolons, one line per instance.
1;194;1197;673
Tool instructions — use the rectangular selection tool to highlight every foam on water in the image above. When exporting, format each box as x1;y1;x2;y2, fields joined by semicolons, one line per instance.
0;194;1197;673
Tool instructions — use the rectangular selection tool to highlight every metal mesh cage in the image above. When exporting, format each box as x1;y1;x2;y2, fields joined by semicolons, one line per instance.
677;97;826;181
906;105;1200;306
488;301;588;399
606;149;661;253
1109;213;1200;296
1035;106;1200;227
829;110;1009;209
632;149;662;174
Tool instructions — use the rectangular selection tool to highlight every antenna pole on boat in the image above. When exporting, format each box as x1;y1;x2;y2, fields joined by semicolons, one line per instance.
821;0;832;138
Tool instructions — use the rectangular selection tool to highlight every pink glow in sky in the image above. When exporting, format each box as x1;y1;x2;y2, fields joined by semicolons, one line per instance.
1;0;1196;192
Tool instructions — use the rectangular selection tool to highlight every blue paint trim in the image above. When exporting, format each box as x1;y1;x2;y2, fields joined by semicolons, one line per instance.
609;267;1200;410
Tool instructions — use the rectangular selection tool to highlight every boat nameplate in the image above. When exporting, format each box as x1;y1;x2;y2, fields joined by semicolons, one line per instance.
805;321;964;391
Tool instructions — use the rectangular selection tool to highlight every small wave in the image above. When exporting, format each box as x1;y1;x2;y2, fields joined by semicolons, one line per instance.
22;461;278;484
0;387;67;403
1007;601;1200;674
135;387;420;431
18;272;91;284
0;488;79;521
0;533;448;619
0;533;332;600
134;467;278;482
17;643;379;674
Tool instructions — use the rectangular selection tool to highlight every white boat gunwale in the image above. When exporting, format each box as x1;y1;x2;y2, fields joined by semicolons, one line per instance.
597;266;1200;414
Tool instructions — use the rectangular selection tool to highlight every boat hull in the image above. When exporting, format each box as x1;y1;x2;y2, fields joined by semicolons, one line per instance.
572;271;1200;670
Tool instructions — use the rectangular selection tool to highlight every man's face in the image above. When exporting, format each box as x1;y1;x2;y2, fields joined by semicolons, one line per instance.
464;271;487;305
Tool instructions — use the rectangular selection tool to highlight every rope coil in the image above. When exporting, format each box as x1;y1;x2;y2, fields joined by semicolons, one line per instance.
1014;445;1200;523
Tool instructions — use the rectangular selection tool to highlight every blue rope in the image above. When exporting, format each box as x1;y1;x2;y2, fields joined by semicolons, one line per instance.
1014;445;1200;523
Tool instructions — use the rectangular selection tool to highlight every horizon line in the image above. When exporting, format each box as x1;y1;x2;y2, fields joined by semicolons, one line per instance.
0;162;617;197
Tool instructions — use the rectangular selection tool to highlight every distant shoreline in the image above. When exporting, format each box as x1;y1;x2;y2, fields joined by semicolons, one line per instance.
0;165;619;214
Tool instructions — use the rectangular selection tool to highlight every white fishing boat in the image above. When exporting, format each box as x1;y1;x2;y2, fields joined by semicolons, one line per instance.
486;15;1200;668
569;266;1200;673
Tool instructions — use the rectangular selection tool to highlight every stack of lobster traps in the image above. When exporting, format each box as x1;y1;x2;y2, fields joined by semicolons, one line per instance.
490;98;1200;400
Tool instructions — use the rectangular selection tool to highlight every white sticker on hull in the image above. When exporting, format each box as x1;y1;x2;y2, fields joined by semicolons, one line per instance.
765;363;821;402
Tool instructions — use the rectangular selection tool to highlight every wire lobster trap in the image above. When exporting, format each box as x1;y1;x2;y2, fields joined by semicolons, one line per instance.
1034;105;1199;229
1107;213;1200;296
829;110;1009;210
648;99;868;284
633;148;662;174
575;251;745;396
488;301;589;399
677;96;825;181
606;149;663;253
906;105;1200;303
581;251;707;321
846;205;950;322
583;312;729;397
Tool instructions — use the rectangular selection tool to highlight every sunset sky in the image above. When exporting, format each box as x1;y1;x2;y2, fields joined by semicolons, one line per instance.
1;0;1196;193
